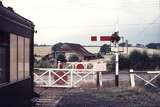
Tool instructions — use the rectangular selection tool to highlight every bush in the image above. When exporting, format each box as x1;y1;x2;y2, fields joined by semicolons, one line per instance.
96;53;104;58
119;55;130;70
99;44;111;55
108;50;160;71
57;54;66;62
68;54;79;62
129;50;150;70
150;54;160;69
107;56;115;72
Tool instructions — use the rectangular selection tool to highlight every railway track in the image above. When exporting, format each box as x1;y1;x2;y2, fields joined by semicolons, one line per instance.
32;87;69;107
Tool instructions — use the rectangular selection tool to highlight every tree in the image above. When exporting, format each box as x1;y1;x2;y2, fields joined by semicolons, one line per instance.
51;42;63;52
99;44;111;55
119;55;130;70
146;43;160;49
129;50;143;70
68;54;79;62
129;50;150;70
119;43;126;47
150;54;160;70
57;53;66;62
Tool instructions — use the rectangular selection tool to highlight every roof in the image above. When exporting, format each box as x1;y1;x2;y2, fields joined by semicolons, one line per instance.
0;2;34;37
60;43;96;57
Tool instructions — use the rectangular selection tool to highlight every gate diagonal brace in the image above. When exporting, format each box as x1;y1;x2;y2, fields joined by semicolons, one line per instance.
51;71;69;85
144;73;160;86
34;70;49;81
34;73;49;85
135;74;158;88
73;70;94;86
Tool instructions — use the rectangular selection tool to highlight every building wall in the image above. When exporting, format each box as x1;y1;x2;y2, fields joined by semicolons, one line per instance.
65;52;77;60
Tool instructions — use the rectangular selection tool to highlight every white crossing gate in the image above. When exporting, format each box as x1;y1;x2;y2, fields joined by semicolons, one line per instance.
129;69;160;88
34;68;96;88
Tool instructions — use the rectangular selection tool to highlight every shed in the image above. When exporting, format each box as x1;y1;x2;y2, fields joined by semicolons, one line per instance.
0;2;35;107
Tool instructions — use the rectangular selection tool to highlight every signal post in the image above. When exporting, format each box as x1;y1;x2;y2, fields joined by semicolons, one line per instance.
91;32;120;87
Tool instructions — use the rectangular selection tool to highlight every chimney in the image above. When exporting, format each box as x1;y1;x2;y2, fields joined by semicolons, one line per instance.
7;6;14;12
0;1;3;6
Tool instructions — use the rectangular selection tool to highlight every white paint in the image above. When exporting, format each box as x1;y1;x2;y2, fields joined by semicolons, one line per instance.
129;69;135;88
93;63;106;72
115;43;119;75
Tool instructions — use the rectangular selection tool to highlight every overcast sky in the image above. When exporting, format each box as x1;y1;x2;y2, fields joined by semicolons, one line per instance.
2;0;160;45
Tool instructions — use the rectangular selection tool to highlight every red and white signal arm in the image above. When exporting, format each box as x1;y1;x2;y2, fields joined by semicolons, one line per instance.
93;63;106;72
91;36;112;41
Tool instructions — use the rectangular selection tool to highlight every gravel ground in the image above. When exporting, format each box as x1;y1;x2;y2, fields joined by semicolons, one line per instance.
32;87;69;107
32;73;160;107
56;82;160;107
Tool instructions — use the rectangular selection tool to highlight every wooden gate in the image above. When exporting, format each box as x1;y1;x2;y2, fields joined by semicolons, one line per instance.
129;69;160;88
34;68;96;88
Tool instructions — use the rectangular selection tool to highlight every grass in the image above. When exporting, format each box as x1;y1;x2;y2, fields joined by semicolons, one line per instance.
56;81;160;107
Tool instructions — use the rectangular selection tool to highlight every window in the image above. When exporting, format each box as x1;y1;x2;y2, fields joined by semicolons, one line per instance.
18;36;24;80
0;32;31;83
0;32;9;84
24;38;30;78
10;34;31;82
10;34;18;82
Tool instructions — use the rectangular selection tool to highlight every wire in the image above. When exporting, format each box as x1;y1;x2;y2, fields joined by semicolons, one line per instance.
139;15;160;35
37;23;160;29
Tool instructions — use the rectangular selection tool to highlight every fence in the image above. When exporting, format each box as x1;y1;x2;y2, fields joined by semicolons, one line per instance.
129;69;160;88
34;69;104;88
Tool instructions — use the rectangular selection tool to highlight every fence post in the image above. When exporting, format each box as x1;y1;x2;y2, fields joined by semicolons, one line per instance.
96;72;103;88
49;70;51;87
58;61;61;69
99;72;103;87
130;69;135;88
70;70;73;87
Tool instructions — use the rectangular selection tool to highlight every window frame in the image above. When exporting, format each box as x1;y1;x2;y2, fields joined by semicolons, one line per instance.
0;32;10;84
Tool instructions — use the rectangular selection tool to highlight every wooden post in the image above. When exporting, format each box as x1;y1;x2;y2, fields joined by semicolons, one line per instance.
70;70;73;87
130;69;135;88
99;72;102;87
96;72;100;88
96;72;103;88
49;70;51;87
58;61;60;69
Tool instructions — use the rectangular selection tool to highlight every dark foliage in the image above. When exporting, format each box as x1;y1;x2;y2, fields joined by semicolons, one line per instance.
68;54;79;62
51;42;64;52
57;53;66;62
119;55;130;70
110;50;160;71
129;50;150;70
96;53;104;58
99;44;111;55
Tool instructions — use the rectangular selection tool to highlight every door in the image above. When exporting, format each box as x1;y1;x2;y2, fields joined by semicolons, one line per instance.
0;47;7;83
